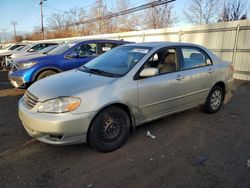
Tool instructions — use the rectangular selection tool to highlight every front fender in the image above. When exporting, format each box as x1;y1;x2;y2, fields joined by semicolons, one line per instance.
31;66;63;81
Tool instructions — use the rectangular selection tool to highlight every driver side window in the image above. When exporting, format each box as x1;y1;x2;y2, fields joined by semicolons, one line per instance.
143;48;178;75
69;43;97;58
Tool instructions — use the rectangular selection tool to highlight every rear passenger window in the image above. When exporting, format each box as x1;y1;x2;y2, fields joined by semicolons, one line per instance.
100;43;118;53
181;48;212;70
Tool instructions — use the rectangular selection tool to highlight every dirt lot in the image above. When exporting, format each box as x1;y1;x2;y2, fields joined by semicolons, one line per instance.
0;70;250;188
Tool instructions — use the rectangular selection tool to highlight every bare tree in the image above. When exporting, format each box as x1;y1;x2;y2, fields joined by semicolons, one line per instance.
114;0;137;32
25;27;44;40
219;3;231;22
46;0;113;36
66;7;86;36
184;0;223;25
47;13;67;31
230;0;248;20
47;13;73;38
15;35;23;42
89;0;113;34
29;0;180;39
141;0;175;29
219;0;247;22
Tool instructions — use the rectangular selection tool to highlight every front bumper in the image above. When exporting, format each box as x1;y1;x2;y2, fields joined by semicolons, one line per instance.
18;97;94;145
8;72;25;88
8;65;36;88
8;70;30;88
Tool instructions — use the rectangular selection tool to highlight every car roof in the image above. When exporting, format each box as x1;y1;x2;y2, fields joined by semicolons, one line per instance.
35;42;59;44
67;39;132;44
27;42;59;46
124;42;204;48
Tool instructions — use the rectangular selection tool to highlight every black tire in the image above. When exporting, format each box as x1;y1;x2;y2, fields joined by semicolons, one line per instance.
36;70;57;80
89;107;131;152
204;85;224;113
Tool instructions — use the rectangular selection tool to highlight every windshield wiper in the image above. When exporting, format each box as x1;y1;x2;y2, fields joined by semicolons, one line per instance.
88;68;120;77
79;66;120;77
81;65;89;71
78;65;93;72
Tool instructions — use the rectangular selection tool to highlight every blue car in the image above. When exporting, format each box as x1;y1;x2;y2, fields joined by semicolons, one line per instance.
9;39;132;88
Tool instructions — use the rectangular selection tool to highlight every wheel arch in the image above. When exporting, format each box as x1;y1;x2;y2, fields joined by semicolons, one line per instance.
204;81;226;113
212;81;226;98
87;102;136;142
32;67;62;81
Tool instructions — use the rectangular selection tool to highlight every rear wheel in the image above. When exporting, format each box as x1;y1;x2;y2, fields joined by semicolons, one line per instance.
89;107;131;152
36;70;57;80
204;85;224;113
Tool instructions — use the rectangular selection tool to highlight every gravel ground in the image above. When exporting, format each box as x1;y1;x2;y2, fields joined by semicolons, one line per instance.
0;70;250;188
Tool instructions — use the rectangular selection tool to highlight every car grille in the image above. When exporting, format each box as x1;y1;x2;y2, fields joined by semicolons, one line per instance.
11;63;18;71
24;91;38;109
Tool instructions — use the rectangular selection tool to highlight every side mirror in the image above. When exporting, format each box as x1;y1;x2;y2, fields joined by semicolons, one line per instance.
139;67;159;78
66;52;78;59
28;49;34;52
206;59;212;65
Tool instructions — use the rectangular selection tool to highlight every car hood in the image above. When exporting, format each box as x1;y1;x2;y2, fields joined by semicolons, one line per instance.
14;54;57;64
0;51;13;56
28;69;116;101
0;49;8;54
11;51;27;58
12;51;49;59
14;54;47;63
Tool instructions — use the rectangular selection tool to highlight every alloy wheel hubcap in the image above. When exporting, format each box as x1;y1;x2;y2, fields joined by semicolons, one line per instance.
210;90;222;110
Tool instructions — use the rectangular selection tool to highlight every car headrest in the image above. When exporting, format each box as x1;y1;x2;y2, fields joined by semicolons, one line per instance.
190;53;204;61
164;53;176;64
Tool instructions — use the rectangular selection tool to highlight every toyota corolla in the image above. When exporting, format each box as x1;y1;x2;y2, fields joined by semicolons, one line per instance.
18;42;234;152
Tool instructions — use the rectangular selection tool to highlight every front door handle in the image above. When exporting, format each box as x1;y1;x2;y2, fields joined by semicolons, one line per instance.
176;75;184;81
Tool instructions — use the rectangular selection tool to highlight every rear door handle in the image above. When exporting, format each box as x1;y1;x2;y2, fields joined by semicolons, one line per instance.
176;75;185;81
208;68;215;73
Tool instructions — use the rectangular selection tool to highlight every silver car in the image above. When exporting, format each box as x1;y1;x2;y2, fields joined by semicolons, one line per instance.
9;42;58;60
18;42;234;152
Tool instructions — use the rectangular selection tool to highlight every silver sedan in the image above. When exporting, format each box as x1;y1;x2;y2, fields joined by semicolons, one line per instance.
18;42;234;152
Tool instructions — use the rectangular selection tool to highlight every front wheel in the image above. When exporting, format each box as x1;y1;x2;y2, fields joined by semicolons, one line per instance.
89;107;131;152
204;85;224;113
36;70;57;80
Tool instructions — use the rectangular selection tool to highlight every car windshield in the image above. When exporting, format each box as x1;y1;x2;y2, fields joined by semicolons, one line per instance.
20;45;32;51
47;43;76;55
9;45;22;50
80;46;151;77
14;45;26;51
40;45;58;53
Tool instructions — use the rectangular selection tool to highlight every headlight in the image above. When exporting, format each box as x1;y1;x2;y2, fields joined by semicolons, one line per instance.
19;61;37;69
37;97;81;113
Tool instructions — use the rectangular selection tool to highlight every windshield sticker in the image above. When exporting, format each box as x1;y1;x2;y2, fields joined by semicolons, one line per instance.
131;48;149;54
